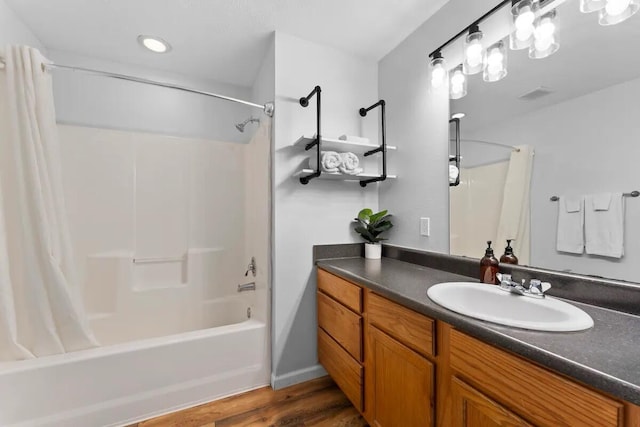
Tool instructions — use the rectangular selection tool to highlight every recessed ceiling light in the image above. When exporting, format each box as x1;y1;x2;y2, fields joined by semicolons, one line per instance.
137;35;172;53
451;112;466;119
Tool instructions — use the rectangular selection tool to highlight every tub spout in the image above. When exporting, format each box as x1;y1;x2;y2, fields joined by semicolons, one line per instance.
237;282;256;292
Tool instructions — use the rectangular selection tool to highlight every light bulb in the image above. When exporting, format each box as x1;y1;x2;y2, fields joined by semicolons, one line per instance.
599;0;639;24
515;27;534;42
466;42;483;67
529;10;560;59
451;71;465;86
483;40;507;82
429;55;447;89
449;65;467;99
515;6;536;30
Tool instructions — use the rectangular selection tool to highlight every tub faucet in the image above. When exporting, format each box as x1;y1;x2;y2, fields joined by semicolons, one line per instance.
496;273;551;299
245;257;256;277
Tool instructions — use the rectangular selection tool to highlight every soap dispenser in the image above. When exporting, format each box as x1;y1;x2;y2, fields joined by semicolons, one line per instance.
500;239;519;265
480;241;499;285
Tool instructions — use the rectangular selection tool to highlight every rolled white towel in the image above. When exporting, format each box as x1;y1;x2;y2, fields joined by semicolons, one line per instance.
338;135;370;144
449;164;459;184
309;151;342;173
339;152;363;175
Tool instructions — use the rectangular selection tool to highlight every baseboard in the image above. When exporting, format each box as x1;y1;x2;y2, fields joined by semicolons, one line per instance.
271;364;327;390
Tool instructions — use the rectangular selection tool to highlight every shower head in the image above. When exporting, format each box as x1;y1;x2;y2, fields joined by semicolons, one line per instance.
235;116;260;133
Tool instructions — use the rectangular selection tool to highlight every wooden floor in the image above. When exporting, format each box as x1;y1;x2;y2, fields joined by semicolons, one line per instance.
131;376;368;427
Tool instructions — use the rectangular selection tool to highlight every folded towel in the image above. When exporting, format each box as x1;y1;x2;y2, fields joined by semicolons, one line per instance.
585;192;624;258
309;151;342;173
338;135;370;144
338;152;363;175
556;196;584;254
449;164;459;184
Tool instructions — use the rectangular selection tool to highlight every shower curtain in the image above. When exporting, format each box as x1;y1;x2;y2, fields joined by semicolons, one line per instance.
0;46;97;361
495;145;534;265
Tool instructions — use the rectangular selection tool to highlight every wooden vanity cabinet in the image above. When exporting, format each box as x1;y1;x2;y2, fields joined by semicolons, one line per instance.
316;268;640;427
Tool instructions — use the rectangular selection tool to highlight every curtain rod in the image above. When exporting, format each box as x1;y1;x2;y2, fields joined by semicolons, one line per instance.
0;57;274;116
450;138;520;151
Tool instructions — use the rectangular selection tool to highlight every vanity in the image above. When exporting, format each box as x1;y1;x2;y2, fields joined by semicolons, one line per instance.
314;246;640;427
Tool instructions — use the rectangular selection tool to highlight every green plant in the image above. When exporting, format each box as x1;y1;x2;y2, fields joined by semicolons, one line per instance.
353;208;393;244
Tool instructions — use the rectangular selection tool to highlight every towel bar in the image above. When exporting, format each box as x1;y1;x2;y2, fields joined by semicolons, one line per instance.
550;191;639;202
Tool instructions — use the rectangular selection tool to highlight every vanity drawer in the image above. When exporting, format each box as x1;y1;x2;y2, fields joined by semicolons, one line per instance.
367;292;435;358
317;291;363;361
317;268;363;313
450;329;623;427
318;327;363;412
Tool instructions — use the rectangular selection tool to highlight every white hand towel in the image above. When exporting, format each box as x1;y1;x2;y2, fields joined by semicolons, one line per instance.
585;192;624;258
309;151;341;173
338;152;363;175
556;196;584;254
338;135;370;144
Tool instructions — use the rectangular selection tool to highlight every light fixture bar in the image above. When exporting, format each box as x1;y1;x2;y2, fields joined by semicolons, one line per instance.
428;0;515;58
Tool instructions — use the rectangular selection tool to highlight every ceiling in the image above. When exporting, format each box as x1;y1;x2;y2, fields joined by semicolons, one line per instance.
6;0;449;87
450;0;640;134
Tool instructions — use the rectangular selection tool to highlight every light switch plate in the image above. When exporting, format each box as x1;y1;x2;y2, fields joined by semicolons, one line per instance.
420;217;430;237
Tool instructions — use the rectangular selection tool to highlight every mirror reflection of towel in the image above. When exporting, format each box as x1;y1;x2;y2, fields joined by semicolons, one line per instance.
585;193;624;258
557;196;584;254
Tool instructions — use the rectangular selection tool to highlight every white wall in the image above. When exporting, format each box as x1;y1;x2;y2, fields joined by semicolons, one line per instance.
468;76;640;282
378;0;497;253
47;49;256;143
271;32;379;387
0;0;44;50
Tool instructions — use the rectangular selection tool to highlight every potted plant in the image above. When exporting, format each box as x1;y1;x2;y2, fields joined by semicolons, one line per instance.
353;208;393;259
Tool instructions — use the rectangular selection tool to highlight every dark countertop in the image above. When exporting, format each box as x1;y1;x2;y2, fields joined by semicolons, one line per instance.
317;256;640;406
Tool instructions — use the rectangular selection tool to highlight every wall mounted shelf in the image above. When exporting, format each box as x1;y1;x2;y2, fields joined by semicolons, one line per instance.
293;135;397;154
293;169;397;182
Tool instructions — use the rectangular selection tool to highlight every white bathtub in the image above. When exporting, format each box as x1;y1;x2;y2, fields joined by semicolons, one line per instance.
0;296;270;427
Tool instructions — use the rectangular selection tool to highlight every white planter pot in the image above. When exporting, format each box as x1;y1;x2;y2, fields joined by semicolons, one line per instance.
364;243;382;259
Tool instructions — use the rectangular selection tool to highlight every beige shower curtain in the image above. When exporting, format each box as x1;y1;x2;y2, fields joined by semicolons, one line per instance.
496;145;534;265
0;45;97;361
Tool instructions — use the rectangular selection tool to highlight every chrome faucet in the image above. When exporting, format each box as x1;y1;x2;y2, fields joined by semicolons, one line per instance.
496;273;551;299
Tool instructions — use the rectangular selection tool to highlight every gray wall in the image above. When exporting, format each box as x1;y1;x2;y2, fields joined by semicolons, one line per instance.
468;76;640;283
271;32;379;388
378;0;497;253
0;0;44;50
48;49;254;143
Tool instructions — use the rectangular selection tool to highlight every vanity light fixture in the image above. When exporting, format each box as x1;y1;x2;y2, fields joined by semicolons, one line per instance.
483;40;508;82
430;51;448;89
137;35;172;53
529;10;560;59
510;0;538;50
463;24;484;75
450;65;468;100
598;0;639;25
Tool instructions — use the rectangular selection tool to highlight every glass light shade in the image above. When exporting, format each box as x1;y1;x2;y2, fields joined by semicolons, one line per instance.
580;0;606;12
449;65;467;100
429;56;448;89
510;0;539;50
483;40;508;82
599;0;639;24
529;10;560;59
463;29;484;75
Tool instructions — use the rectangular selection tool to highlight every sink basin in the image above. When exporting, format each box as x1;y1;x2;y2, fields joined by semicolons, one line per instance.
427;282;594;332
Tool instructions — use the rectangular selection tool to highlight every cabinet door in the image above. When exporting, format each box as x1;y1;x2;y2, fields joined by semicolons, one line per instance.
451;377;532;427
369;326;434;427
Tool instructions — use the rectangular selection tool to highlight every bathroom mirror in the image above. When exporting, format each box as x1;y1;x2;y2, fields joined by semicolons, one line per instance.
449;1;640;283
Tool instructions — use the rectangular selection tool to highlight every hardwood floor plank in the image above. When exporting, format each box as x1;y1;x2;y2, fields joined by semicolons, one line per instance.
138;376;365;427
214;385;362;427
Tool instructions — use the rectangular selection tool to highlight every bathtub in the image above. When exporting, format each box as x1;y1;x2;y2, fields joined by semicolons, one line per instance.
0;294;270;427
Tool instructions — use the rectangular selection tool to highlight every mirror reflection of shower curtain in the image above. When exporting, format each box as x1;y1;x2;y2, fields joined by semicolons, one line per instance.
495;145;534;264
0;46;98;361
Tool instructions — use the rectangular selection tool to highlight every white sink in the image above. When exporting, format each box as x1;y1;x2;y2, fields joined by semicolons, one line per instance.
427;282;594;332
